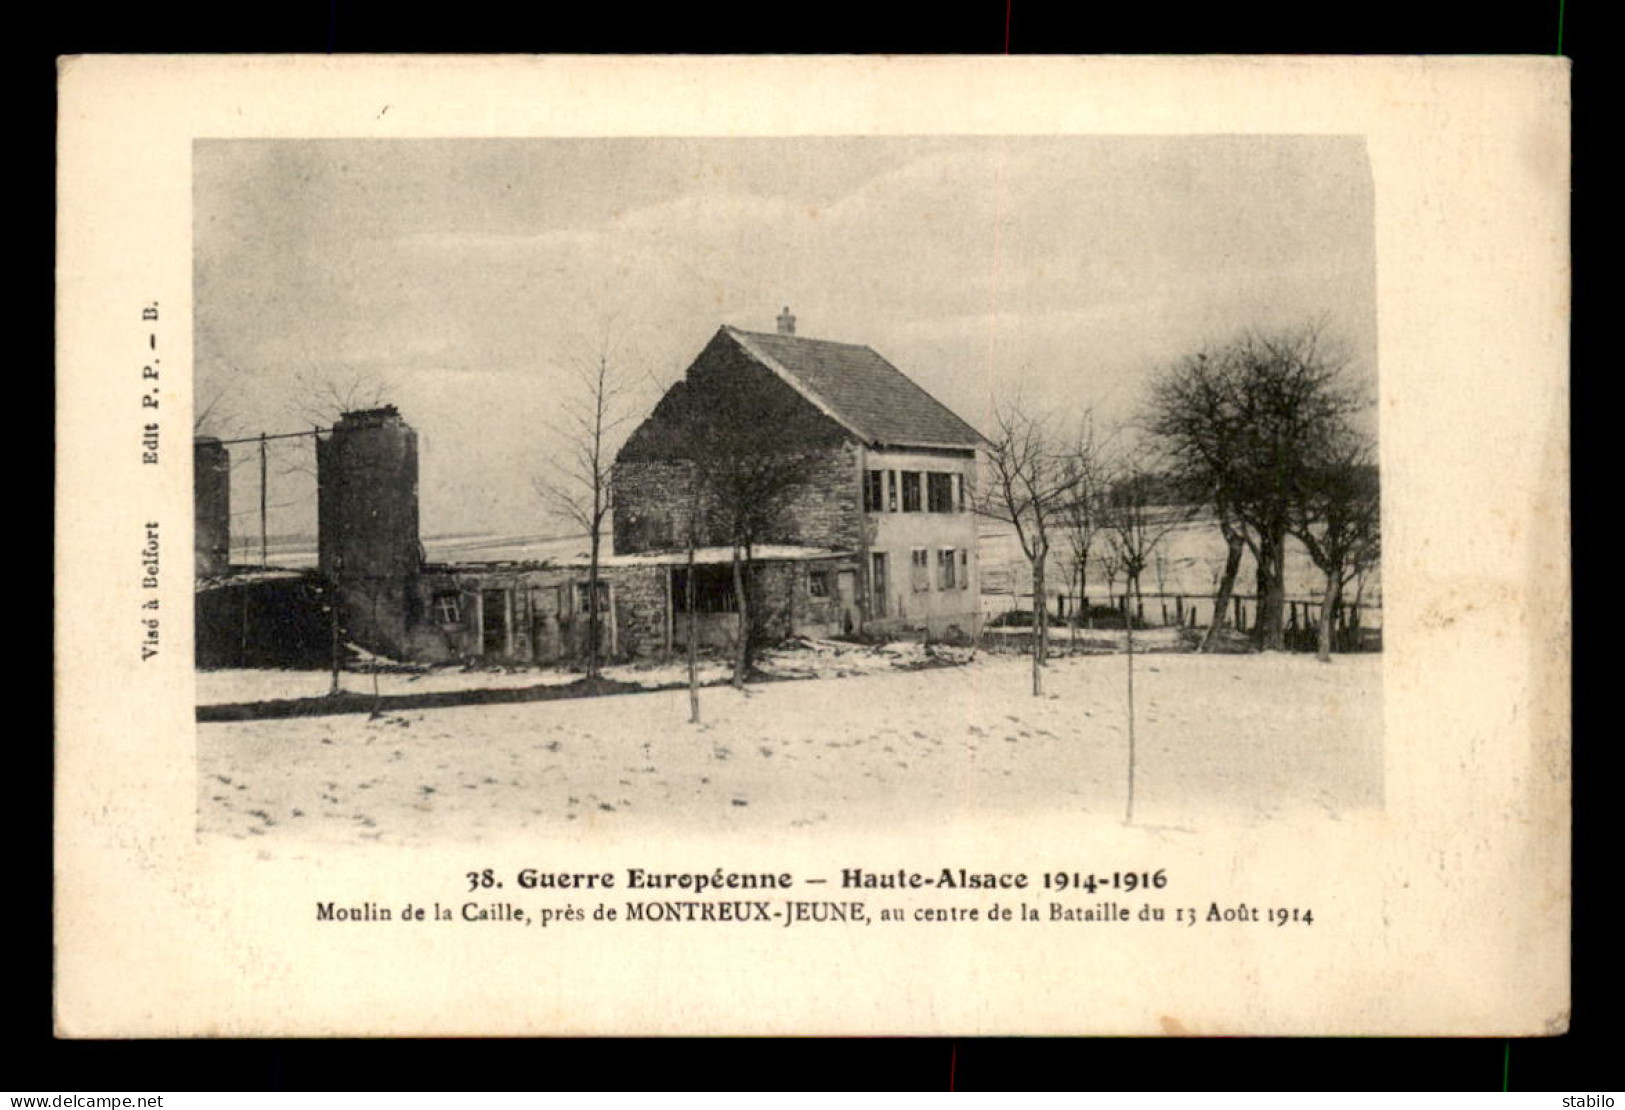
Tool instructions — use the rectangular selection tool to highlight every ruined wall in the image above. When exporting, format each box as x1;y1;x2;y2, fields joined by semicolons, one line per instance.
317;407;422;659
400;563;674;665
193;437;231;578
614;329;861;555
615;444;861;556
610;565;671;657
774;442;863;550
613;460;709;554
195;573;329;669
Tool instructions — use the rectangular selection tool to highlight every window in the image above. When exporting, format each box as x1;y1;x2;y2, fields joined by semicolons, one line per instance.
902;471;923;512
870;552;889;616
887;470;898;512
575;580;611;615
434;592;462;624
809;569;831;598
928;472;954;513
673;565;741;613
911;548;930;592
958;548;970;590
954;473;966;512
938;547;956;590
864;470;885;512
531;585;564;618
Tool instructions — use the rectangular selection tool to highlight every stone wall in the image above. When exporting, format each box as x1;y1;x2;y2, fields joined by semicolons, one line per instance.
773;442;863;550
610;565;672;657
615;443;862;556
614;328;863;556
613;460;709;554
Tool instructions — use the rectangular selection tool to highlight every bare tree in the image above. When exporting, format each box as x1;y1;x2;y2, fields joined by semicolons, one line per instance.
1057;415;1106;648
1096;455;1191;824
697;428;820;688
193;377;238;439
535;329;637;680
287;366;399;429
1289;432;1380;661
1147;347;1254;651
1147;320;1365;650
975;402;1090;696
653;383;827;689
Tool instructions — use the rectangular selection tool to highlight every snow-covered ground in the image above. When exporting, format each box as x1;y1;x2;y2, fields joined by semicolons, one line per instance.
198;651;1382;846
195;638;972;706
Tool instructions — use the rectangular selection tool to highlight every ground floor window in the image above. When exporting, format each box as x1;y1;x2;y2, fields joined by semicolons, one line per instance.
530;584;564;618
958;548;970;589
809;569;832;598
911;548;930;592
434;592;462;624
871;553;889;616
937;547;956;589
574;580;611;615
673;563;742;613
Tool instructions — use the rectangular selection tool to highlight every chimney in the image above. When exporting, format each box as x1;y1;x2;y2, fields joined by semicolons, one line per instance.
776;306;796;336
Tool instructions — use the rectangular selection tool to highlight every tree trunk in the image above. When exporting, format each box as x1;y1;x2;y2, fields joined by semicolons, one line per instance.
328;576;342;695
1316;569;1343;663
1030;553;1047;696
1254;526;1287;650
1070;558;1085;651
731;543;748;689
687;536;700;723
1124;572;1137;823
586;527;602;678
1200;530;1246;653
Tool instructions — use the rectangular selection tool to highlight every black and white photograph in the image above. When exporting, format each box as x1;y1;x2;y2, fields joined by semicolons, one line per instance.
190;135;1383;845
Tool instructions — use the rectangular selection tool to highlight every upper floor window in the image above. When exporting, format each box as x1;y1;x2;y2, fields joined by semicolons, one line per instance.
887;470;899;512
864;470;885;512
902;471;923;512
927;472;955;513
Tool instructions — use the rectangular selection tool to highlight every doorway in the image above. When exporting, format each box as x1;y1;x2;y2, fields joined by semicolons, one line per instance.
481;589;510;657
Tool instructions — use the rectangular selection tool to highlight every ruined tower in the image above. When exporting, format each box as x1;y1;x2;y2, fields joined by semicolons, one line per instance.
316;406;422;658
193;436;231;578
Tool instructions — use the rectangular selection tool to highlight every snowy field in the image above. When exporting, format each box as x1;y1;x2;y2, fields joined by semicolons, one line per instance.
198;651;1382;846
195;638;974;706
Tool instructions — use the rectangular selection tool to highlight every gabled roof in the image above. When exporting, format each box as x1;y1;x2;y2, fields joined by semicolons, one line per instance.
722;326;985;451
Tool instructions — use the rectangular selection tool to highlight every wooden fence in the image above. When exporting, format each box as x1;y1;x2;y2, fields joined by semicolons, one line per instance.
987;590;1382;651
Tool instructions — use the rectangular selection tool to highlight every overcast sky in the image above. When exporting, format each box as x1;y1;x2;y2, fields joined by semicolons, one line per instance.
194;135;1375;541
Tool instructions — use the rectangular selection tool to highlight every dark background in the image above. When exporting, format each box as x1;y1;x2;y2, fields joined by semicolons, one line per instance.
38;0;1596;1093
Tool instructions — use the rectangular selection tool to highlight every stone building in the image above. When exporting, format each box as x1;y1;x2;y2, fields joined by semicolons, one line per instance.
306;405;861;665
195;309;986;669
615;310;986;641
